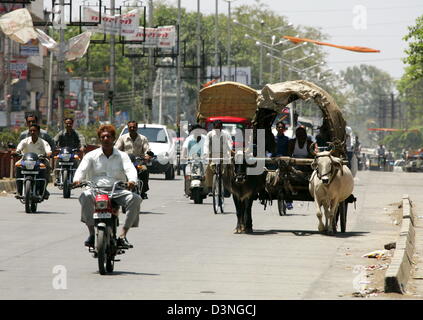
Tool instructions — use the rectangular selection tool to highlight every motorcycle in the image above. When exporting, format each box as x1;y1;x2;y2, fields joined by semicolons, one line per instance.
54;147;80;198
128;155;145;197
15;152;48;213
78;180;130;275
185;155;208;204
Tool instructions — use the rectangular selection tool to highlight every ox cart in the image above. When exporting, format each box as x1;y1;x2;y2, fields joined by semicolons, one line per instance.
253;80;354;233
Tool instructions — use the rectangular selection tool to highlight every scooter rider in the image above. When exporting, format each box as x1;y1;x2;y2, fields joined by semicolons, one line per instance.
73;124;141;249
14;124;52;199
115;121;153;200
181;123;206;195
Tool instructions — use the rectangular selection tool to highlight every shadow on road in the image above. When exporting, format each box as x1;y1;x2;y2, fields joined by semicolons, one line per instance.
98;271;160;277
140;211;167;215
249;229;369;238
23;211;69;215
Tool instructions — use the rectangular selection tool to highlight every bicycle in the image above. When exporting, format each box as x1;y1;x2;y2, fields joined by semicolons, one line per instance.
210;158;225;214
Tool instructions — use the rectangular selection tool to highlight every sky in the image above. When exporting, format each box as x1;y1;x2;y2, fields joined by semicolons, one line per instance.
55;0;423;80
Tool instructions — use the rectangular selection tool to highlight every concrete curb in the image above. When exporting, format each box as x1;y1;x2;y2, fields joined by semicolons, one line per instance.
0;179;16;193
384;194;415;293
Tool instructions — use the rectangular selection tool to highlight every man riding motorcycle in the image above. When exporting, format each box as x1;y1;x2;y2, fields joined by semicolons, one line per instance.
19;113;55;151
115;120;153;200
73;124;141;249
53;117;87;185
14;124;52;199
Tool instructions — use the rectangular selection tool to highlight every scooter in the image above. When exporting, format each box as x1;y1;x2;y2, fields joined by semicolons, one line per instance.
14;152;48;213
185;155;208;204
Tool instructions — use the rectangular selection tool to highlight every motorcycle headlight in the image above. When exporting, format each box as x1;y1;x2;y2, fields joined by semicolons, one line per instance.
23;160;36;170
95;200;108;210
60;154;72;161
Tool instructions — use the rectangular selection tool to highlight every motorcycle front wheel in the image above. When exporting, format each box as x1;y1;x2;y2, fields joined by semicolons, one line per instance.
63;170;71;198
24;180;33;213
97;229;108;275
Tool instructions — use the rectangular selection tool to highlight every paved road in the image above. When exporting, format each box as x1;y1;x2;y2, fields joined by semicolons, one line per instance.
0;170;422;300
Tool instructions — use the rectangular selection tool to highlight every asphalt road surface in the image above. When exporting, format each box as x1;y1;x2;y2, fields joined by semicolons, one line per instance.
0;169;422;300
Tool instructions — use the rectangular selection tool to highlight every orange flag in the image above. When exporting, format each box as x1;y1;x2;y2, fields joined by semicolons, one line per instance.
283;36;380;53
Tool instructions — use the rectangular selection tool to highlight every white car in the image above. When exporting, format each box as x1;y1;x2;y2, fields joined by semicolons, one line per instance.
119;123;177;180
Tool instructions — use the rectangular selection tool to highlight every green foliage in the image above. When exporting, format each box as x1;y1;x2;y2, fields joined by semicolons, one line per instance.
383;128;423;154
0;130;20;149
340;64;395;146
402;15;423;80
398;15;423;128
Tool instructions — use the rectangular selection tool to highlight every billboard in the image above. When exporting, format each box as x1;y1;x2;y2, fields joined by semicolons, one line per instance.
206;66;251;86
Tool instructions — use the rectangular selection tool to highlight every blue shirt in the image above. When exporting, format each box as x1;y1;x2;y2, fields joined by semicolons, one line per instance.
274;134;289;156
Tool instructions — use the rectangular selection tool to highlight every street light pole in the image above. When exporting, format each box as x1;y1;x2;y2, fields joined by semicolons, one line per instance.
214;0;219;78
224;0;236;81
176;0;181;127
109;0;116;125
57;0;66;131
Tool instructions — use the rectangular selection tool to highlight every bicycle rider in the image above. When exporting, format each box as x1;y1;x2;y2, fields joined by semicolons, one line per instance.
203;120;234;195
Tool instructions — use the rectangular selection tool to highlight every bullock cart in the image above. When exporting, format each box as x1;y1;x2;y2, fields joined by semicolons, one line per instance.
252;80;353;233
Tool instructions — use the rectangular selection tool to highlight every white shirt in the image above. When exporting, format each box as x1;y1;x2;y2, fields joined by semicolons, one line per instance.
292;139;309;158
202;129;233;162
73;147;138;187
181;134;206;160
16;136;51;156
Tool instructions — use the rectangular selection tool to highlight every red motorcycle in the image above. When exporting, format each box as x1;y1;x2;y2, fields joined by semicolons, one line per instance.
79;180;130;275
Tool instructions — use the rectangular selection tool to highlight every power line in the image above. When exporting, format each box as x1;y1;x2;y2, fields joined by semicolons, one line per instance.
279;5;423;14
329;57;403;64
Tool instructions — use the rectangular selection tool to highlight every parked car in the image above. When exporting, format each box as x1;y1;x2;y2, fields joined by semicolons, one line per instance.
393;159;405;173
119;124;177;180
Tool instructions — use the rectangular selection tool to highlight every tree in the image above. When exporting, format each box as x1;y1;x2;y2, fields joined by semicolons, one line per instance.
340;65;395;145
397;15;423;128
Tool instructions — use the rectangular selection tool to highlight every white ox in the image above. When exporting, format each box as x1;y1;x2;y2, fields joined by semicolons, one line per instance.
309;151;354;234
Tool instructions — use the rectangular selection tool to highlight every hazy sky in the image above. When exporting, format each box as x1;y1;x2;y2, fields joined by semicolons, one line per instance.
58;0;423;79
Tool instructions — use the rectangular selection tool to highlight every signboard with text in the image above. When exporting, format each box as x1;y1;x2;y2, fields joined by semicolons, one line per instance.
127;26;177;49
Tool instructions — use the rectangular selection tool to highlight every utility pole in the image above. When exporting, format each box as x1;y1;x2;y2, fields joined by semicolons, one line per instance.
4;36;11;127
55;0;66;131
109;0;116;124
196;0;201;91
176;0;181;128
391;92;395;128
224;0;236;81
214;0;219;79
147;0;154;123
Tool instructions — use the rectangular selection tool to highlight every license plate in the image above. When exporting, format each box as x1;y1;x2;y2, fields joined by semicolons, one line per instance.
93;212;112;219
59;162;74;165
22;171;39;174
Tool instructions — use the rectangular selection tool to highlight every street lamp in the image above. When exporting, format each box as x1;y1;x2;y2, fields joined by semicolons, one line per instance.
224;0;238;82
237;19;294;84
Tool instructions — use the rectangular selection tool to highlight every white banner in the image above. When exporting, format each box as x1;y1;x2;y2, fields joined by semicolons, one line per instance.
65;31;92;61
0;8;38;44
126;25;177;49
83;7;140;36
